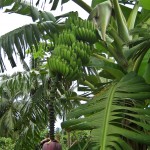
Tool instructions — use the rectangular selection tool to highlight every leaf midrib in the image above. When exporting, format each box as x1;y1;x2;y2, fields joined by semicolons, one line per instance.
101;83;117;150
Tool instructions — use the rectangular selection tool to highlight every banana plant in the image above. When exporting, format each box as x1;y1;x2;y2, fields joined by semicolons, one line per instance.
1;0;150;150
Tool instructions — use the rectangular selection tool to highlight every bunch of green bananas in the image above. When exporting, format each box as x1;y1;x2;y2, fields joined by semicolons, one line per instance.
48;14;97;81
66;13;95;31
54;30;76;46
66;14;97;44
72;42;90;65
48;55;81;80
48;43;82;80
75;27;97;44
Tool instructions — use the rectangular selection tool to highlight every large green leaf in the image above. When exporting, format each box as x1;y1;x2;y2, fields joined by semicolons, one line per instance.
90;56;125;80
62;72;150;150
140;0;150;10
138;49;150;77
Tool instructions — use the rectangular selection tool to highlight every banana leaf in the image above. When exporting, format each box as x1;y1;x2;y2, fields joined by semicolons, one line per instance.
62;72;150;150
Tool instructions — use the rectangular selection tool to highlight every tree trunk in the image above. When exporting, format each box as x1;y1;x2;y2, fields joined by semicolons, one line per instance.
67;131;71;148
48;75;58;140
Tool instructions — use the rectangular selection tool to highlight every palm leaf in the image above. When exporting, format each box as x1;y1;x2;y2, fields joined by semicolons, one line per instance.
0;20;58;71
0;71;48;148
62;72;150;150
0;0;69;11
0;0;17;8
5;2;56;22
0;1;60;72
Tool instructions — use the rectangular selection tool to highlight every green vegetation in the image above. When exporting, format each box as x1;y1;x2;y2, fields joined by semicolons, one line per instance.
0;0;150;149
0;137;15;150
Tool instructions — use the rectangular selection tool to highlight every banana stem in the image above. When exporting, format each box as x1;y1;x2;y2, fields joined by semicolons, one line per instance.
93;53;113;63
48;75;58;140
84;80;96;90
107;43;128;69
72;0;92;13
69;96;90;101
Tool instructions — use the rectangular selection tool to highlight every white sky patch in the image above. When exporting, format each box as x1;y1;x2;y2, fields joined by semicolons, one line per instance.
0;9;33;36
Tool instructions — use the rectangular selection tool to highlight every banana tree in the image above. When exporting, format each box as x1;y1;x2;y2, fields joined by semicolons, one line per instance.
1;0;150;150
0;1;66;149
0;1;94;149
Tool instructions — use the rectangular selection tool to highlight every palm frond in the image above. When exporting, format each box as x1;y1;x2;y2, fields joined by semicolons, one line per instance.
0;21;58;71
5;1;56;22
0;0;69;11
0;71;49;148
35;0;69;10
62;72;150;149
0;0;18;8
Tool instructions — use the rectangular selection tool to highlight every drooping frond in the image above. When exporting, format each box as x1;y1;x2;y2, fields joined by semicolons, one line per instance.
5;2;56;22
0;21;59;71
0;71;49;148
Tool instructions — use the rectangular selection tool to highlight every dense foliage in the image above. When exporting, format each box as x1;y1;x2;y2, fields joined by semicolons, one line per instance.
0;0;150;150
0;137;15;150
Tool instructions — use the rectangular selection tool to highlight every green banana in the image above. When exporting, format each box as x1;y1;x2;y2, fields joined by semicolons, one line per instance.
68;33;76;45
88;30;97;44
60;60;67;76
79;49;85;61
66;50;71;61
66;67;74;80
75;41;91;54
77;58;82;67
49;57;57;73
48;57;55;72
76;27;83;40
87;20;94;30
47;58;53;72
83;52;90;65
55;58;61;74
70;58;77;68
64;63;70;77
71;66;81;80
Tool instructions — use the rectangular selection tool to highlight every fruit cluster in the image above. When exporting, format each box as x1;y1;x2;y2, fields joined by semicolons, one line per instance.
48;14;97;81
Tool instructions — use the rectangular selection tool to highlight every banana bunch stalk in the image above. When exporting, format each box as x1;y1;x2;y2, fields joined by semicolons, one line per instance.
47;13;98;143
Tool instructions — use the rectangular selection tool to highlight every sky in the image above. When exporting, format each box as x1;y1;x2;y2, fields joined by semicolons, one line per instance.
0;0;92;128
